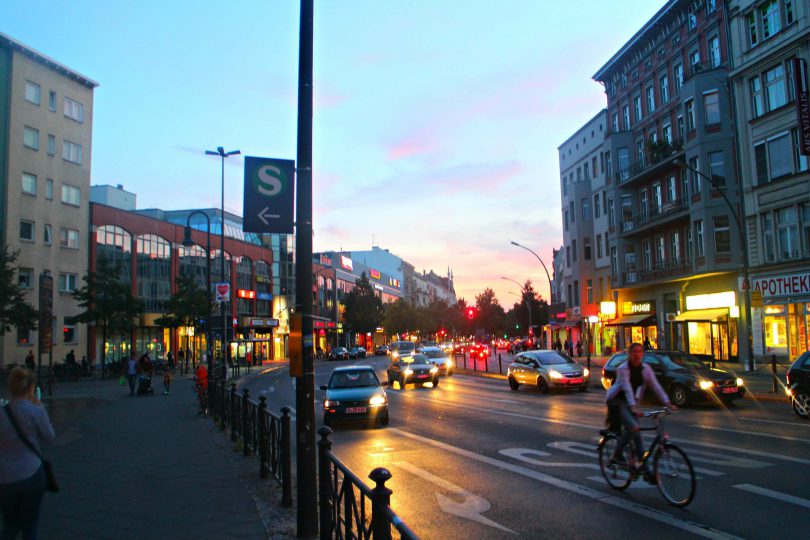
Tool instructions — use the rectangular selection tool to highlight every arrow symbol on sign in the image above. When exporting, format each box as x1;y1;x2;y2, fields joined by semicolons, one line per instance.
393;461;516;534
258;207;280;225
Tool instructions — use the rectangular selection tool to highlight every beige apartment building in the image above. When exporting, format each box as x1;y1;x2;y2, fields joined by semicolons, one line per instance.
0;33;97;368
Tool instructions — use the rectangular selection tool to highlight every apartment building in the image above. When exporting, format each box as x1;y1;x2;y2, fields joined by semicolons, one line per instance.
0;33;97;368
728;0;810;361
594;0;747;363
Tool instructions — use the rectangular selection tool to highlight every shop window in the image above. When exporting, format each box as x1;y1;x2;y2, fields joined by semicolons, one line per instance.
763;306;787;352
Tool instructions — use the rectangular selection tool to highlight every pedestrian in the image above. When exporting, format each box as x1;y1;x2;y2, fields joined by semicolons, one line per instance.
65;350;76;365
126;352;138;395
576;340;583;357
166;351;174;372
178;349;186;373
556;338;562;352
643;337;652;351
0;367;56;540
24;351;35;371
162;370;173;395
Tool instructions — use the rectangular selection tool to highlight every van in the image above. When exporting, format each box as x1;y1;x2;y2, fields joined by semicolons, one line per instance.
388;341;416;360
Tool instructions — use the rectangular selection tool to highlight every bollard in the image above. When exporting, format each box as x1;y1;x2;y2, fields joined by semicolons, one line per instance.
587;353;591;374
498;353;502;374
230;383;238;442
772;354;778;393
220;381;227;431
485;353;489;373
318;426;334;540
280;406;292;507
258;396;269;478
242;388;251;457
369;468;394;540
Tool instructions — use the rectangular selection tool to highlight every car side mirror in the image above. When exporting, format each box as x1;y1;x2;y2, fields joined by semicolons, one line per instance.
319;384;328;391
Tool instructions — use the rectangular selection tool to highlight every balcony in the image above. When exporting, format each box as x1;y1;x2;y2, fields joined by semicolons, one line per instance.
620;196;690;236
611;258;693;288
683;61;725;84
614;139;684;186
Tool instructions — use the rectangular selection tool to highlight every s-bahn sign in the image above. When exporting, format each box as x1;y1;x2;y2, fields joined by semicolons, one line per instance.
243;156;295;234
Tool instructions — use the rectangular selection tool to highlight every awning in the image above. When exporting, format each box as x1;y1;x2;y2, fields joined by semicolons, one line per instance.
673;308;729;322
605;314;655;326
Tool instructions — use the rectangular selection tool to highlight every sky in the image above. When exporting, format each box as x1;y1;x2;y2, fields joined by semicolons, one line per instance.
4;0;663;307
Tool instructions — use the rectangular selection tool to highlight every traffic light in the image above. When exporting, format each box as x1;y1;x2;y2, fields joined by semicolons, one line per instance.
465;307;476;320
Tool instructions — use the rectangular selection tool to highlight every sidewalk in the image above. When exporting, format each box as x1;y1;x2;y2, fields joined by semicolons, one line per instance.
34;375;295;539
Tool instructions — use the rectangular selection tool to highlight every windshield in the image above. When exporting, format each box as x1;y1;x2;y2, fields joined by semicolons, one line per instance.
423;350;447;359
405;355;431;365
523;352;574;366
660;353;708;370
394;342;415;352
329;370;379;388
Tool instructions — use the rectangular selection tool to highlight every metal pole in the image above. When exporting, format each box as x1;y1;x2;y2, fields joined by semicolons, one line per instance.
295;0;317;535
221;155;227;379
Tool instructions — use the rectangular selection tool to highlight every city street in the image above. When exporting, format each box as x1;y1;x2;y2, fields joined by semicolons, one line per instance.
243;354;809;540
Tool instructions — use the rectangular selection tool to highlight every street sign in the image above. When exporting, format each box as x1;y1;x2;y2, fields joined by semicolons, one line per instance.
243;156;295;233
214;282;230;302
751;290;763;308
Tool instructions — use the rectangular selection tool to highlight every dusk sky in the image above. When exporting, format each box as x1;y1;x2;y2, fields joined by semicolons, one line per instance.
5;1;661;306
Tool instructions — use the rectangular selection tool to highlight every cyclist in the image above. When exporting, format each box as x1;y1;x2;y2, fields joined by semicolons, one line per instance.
605;342;676;472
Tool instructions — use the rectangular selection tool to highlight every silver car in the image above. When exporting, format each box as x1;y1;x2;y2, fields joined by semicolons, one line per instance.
420;346;454;376
507;350;589;393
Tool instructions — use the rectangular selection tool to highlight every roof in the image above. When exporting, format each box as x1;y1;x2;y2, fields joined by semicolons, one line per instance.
557;109;608;150
0;32;99;88
331;365;375;372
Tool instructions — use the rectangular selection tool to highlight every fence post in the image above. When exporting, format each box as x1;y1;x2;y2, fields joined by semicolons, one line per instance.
230;383;238;442
485;352;489;373
772;354;778;393
242;387;251;457
280;406;292;507
258;396;268;479
498;353;502;374
220;380;227;431
318;426;334;540
369;467;393;540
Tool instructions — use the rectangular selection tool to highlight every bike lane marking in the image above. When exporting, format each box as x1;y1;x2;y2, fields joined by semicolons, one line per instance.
694;424;810;444
733;484;810;509
737;416;810;428
387;428;742;540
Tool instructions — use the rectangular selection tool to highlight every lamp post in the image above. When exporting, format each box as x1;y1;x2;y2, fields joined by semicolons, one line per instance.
672;159;753;371
503;277;533;341
510;241;554;303
586;315;599;374
205;146;240;378
182;212;212;386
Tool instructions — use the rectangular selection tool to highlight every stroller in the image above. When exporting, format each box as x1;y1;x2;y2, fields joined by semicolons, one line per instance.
137;374;154;396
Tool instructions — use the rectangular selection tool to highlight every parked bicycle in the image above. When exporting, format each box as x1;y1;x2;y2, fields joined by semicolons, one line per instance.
597;408;696;507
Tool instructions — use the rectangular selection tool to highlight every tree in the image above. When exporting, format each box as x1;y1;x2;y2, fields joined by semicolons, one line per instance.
155;274;212;357
475;288;507;336
342;273;383;338
383;299;418;337
510;280;549;337
72;257;143;377
0;246;38;336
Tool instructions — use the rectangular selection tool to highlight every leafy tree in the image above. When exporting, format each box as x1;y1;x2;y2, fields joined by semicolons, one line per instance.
342;272;383;338
0;247;38;336
72;257;143;377
383;299;418;337
155;274;213;356
475;288;507;336
510;280;549;335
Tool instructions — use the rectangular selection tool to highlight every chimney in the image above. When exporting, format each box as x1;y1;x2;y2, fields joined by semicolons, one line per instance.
117;184;124;190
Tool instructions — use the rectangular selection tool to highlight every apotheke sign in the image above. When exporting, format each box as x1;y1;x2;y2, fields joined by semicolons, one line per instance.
753;271;810;298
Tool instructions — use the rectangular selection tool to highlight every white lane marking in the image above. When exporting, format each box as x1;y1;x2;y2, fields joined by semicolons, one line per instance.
738;417;810;428
587;476;657;490
734;484;810;509
492;399;522;404
695;424;810;444
392;461;516;534
670;438;810;466
499;448;600;470
388;428;742;540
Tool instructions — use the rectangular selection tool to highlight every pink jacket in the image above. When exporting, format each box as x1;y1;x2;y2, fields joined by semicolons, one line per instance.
605;362;670;407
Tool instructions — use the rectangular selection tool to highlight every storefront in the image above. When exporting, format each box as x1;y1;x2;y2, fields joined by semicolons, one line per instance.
605;300;658;350
752;270;810;360
313;320;337;353
596;301;619;356
671;291;737;362
233;317;279;365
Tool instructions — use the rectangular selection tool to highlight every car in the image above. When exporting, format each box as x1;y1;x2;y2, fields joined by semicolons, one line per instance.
388;340;416;361
507;350;589;392
418;340;438;351
348;347;367;359
374;345;389;356
387;353;439;389
420;346;454;376
439;341;454;355
320;366;389;428
601;350;745;407
786;351;810;419
328;347;350;361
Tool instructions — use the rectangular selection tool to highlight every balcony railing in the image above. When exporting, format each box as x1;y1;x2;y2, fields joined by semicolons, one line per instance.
615;139;684;185
611;258;693;287
684;61;725;83
620;196;690;234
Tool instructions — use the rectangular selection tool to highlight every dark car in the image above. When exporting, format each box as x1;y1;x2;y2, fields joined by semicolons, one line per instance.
374;345;389;356
348;347;367;359
389;340;416;361
328;347;350;361
601;350;745;407
387;354;439;389
786;351;810;419
507;350;589;392
420;346;454;376
320;366;389;427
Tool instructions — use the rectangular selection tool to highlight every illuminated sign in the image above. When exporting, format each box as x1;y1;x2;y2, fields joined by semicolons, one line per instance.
373;283;384;291
622;301;654;315
257;292;273;301
320;254;333;266
245;318;279;328
599;301;617;320
388;278;400;288
370;269;381;279
685;291;735;310
237;289;256;299
753;271;810;298
340;255;353;271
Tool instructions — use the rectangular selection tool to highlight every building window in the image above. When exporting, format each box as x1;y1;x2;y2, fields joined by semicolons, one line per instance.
674;64;683;92
572;240;578;262
690;50;701;71
136;234;172;313
608;198;615;226
670;231;680;262
704;91;720;126
18;268;34;289
754;142;768;184
768;132;793;180
567;284;573;305
576;167;581;181
660;74;669;104
764;64;787;111
24;81;40;104
633;95;642;122
581;198;590;220
708;151;725;188
48;90;56;112
714;216;731;253
569;200;575;222
45;178;53;200
689;156;701;193
707;0;716;13
656;236;666;265
685;100;696;132
20;220;35;242
610;247;618;275
751;76;764;117
23;126;39;150
636;139;644;164
64;97;84;122
776;206;799;259
21;173;37;195
663;123;672;143
622;105;630;130
564;210;569;231
680;169;689;199
761;0;781;38
60;228;80;249
47;134;55;156
686;226;694;260
802;203;810;257
653;183;663;212
708;36;721;68
63;324;77;344
583;162;590;180
762;213;776;262
602;190;608;216
17;326;31;345
594;193;601;218
667;176;677;203
695;220;705;257
597;234;603;258
592;156;598;177
646;85;655;114
641;190;649;219
59;272;79;292
793;128;810;172
63;140;82;164
584;237;592;260
44;224;52;245
688;12;697;30
612;112;619;132
587;279;593;304
61;184;81;206
786;0;795;24
677;114;684;141
573;280;580;305
605;152;612;176
566;247;571;267
748;12;758;46
643;241;652;269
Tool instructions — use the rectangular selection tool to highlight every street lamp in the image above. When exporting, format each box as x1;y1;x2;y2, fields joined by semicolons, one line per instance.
672;159;753;371
205;146;240;378
502;277;533;341
510;241;554;304
182;211;212;385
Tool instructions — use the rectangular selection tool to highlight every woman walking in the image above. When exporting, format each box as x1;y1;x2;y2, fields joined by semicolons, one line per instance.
0;367;55;540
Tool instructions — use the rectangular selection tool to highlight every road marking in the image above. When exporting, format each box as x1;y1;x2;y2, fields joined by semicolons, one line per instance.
734;484;810;509
499;447;600;470
738;417;810;428
492;399;522;404
392;461;516;534
695;424;810;444
669;438;810;466
587;475;656;490
388;428;742;539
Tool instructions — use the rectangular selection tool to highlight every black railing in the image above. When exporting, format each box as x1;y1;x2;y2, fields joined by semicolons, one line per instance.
615;139;683;185
318;427;419;540
209;379;293;507
621;196;690;233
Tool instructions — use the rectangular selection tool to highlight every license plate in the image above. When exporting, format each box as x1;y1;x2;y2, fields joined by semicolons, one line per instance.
568;378;584;385
345;407;367;413
721;387;738;394
416;374;429;379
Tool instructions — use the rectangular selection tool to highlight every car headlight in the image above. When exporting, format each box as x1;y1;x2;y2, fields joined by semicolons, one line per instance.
430;366;438;374
583;368;590;377
369;395;386;406
698;380;714;390
404;368;413;375
324;400;340;408
447;360;453;367
549;369;563;380
736;377;744;387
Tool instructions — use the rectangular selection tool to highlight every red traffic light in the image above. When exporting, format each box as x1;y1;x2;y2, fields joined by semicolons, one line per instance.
466;307;476;320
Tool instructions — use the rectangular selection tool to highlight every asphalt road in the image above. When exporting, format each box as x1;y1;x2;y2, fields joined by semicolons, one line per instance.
242;355;809;540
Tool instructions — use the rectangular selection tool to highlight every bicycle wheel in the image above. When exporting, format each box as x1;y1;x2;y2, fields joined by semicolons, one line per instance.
598;434;632;491
654;443;696;507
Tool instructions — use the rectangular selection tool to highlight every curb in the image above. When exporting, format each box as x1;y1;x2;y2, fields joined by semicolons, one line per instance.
455;368;507;380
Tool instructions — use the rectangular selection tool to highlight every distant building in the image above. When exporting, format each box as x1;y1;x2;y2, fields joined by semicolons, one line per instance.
0;33;97;368
90;184;136;211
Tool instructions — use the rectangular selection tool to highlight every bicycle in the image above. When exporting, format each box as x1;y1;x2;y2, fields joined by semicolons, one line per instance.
597;408;696;507
195;383;209;417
